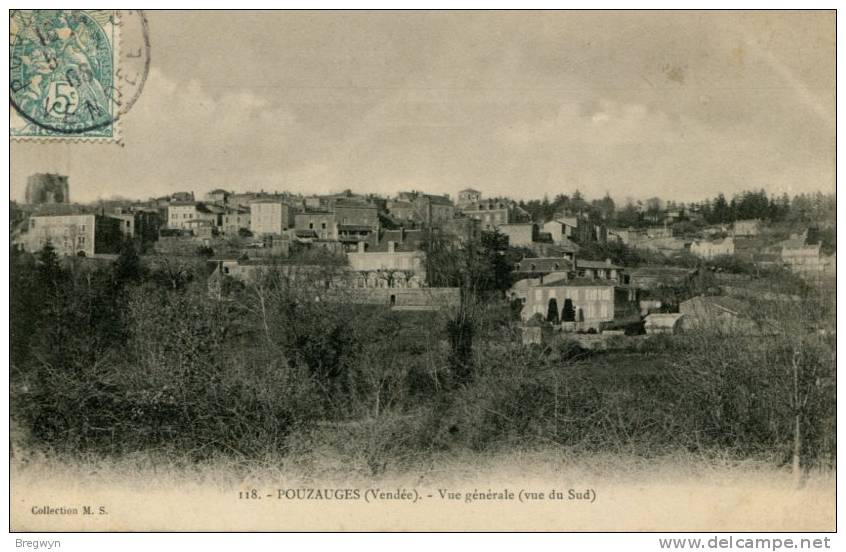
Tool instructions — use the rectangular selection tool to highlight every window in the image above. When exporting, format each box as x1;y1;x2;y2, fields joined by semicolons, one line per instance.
309;222;314;229
321;222;327;229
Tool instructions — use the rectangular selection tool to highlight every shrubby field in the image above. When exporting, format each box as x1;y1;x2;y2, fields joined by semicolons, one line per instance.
10;242;836;480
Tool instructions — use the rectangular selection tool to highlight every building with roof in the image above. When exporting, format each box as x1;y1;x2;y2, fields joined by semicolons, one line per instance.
646;226;673;239
627;266;696;290
335;201;380;245
690;237;735;259
167;202;219;230
347;241;427;280
22;214;122;257
250;199;295;236
679;296;759;334
780;238;824;275
498;222;538;247
732;219;761;237
460;198;529;230
204;189;231;205
207;256;457;310
644;313;685;335
440;215;482;244
295;211;337;241
388;192;455;226
457;188;482;207
170;191;195;203
108;207;162;244
545;215;606;245
220;206;251;235
107;211;136;239
521;279;616;331
575;258;627;284
379;228;427;250
527;238;579;260
515;257;575;276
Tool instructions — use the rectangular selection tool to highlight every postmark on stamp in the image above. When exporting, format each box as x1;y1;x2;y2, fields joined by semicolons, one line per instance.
10;10;150;143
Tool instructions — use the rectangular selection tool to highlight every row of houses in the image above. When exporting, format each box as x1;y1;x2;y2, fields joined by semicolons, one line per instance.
16;207;163;257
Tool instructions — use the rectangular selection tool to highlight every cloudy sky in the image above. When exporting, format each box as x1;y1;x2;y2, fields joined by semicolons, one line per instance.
11;10;835;204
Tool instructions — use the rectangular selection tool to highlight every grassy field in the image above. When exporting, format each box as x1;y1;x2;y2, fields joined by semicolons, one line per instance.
11;448;835;531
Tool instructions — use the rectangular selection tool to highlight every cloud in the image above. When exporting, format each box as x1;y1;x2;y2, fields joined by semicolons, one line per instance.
495;99;680;148
123;68;300;194
10;11;834;205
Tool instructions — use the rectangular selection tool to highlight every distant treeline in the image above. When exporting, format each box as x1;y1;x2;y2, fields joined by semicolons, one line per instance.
518;189;836;227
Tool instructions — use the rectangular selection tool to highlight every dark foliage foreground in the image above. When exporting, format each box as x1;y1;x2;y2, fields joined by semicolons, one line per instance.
10;244;835;474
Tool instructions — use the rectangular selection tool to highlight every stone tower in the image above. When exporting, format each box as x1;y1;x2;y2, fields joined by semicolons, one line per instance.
25;173;70;205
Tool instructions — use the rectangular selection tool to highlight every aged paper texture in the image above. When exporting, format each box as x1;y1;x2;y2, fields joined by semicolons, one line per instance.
9;10;835;532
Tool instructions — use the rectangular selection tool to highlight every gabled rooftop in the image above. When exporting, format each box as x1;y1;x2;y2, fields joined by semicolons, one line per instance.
576;259;623;270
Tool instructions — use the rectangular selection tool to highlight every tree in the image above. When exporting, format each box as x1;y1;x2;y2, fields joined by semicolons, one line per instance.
113;239;144;285
645;197;663;222
11;247;40;367
593;193;616;221
736;189;769;220
570;190;588;213
710;193;730;224
562;299;576;322
197;245;215;258
446;311;475;384
615;201;641;228
546;298;560;324
473;229;513;295
422;228;466;288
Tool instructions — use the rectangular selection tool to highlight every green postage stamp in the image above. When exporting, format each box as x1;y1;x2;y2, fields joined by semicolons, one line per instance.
9;10;150;142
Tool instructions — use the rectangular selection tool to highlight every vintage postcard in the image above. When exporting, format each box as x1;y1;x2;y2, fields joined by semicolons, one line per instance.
8;10;836;533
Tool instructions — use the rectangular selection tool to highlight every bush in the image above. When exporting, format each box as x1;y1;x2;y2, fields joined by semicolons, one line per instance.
196;245;215;258
9;244;836;472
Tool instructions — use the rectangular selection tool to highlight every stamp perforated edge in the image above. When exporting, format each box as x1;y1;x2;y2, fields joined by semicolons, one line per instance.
10;10;124;145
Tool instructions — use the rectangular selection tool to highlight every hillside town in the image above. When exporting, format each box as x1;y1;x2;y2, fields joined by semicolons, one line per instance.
11;172;836;347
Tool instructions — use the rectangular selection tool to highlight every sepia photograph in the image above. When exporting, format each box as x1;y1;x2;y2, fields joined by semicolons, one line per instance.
7;9;837;534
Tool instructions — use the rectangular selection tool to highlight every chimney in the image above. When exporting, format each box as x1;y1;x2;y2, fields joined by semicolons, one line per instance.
388;240;396;253
357;241;365;253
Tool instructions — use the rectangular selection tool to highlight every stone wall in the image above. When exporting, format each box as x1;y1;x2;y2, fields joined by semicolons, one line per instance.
343;287;460;309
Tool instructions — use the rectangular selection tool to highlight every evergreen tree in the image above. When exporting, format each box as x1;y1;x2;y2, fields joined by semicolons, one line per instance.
546;298;560;324
711;193;730;223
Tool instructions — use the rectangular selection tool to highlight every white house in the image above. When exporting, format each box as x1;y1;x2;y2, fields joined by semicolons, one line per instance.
690;237;735;259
